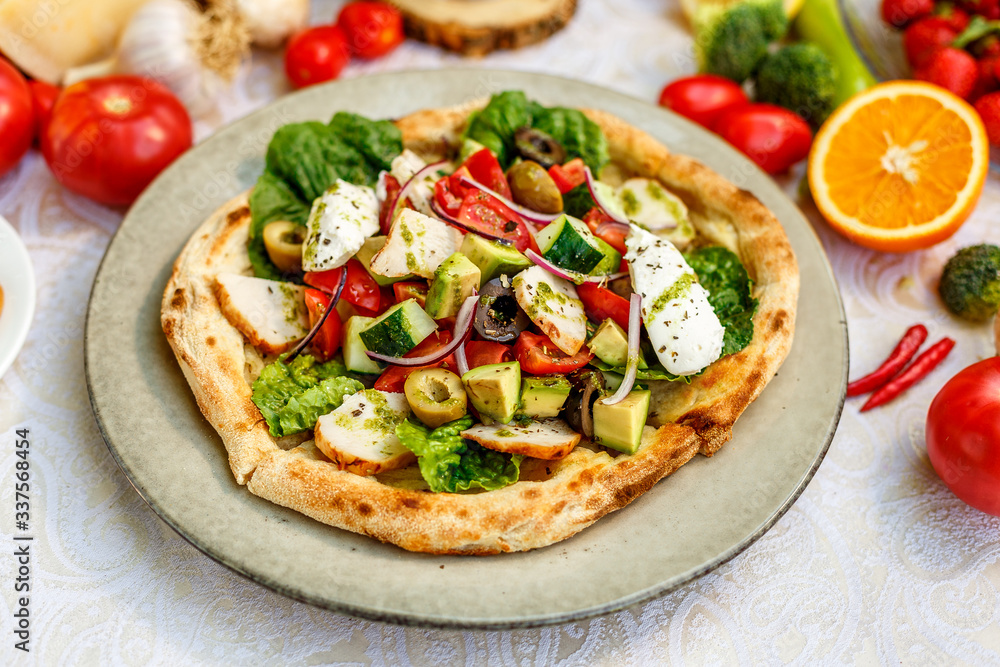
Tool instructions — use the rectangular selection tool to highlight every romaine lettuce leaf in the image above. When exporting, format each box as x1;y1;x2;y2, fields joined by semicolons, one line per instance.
329;111;403;174
396;415;523;493
463;90;533;168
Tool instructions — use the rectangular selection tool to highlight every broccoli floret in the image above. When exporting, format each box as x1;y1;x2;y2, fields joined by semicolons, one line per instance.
939;244;1000;322
756;44;837;127
695;0;789;83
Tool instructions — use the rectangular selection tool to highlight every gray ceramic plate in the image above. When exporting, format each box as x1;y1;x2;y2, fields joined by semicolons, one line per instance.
85;70;847;630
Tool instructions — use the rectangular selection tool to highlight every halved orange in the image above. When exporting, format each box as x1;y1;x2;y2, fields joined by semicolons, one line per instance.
808;81;989;253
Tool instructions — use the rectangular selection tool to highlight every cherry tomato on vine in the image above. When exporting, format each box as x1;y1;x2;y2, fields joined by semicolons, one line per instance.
925;357;1000;517
337;1;405;59
42;76;192;206
0;57;34;178
658;75;749;130
284;26;351;89
713;104;812;175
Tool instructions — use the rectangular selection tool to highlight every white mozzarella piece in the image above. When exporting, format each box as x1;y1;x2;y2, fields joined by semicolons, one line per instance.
512;265;588;356
617;177;689;231
461;418;581;460
625;227;724;375
302;179;379;272
214;273;308;355
314;390;415;476
369;208;463;279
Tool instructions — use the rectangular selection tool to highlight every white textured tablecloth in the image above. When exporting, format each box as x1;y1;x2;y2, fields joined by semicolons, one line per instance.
3;0;1000;664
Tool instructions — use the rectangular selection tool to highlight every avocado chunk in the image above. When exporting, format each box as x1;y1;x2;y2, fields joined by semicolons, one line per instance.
593;389;651;454
425;252;482;319
355;236;413;286
342;315;383;374
518;376;572;419
461;233;531;284
359;299;437;358
462;361;521;424
590;238;623;276
587;318;647;369
458;137;488;164
535;213;605;273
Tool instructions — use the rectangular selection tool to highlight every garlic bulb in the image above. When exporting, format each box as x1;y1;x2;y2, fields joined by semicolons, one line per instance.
97;0;250;116
234;0;309;49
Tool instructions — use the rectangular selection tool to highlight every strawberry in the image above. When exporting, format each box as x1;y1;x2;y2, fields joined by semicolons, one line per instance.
904;17;960;69
883;0;934;26
914;47;979;99
960;0;1000;18
974;91;1000;143
934;3;971;30
972;34;1000;58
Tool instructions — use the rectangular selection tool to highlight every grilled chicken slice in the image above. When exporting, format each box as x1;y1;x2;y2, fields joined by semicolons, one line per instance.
461;418;581;460
214;273;308;354
314;390;415;476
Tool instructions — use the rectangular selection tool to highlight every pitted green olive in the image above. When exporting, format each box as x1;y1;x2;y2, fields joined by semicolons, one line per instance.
507;161;563;214
404;368;467;428
263;221;306;274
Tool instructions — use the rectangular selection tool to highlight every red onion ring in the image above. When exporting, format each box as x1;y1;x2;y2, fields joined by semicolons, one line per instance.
385;160;451;225
457;174;562;224
286;268;348;364
430;198;514;246
525;249;627;285
584;167;629;225
601;293;642;405
366;295;477;366
455;341;469;376
594;219;632;239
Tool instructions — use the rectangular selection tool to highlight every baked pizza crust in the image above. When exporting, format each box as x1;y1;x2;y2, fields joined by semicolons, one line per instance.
161;103;798;554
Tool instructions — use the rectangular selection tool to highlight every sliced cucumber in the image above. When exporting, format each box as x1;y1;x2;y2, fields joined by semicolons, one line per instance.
534;213;605;273
343;315;383;374
359;299;438;358
589;237;622;276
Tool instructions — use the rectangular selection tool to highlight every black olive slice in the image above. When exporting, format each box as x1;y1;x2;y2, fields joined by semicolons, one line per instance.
474;277;531;342
514;127;567;169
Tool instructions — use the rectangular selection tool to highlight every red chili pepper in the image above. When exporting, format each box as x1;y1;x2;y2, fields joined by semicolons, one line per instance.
847;324;928;397
860;337;955;412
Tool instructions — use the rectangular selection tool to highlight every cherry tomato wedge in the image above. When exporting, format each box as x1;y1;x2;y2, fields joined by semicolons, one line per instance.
462;148;511;199
514;331;593;375
464;340;514;370
393;281;428;308
284;26;350;89
576;282;631;332
658;75;750;129
548;158;587;194
584;208;627;255
304;289;343;362
433;166;474;218
337;1;405;59
713;104;812;175
304;260;380;313
457;189;534;252
380;172;411;234
373;330;456;392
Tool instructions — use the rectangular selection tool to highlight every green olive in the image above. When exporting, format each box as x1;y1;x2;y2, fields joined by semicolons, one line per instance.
507;161;563;214
263;221;306;274
404;368;467;428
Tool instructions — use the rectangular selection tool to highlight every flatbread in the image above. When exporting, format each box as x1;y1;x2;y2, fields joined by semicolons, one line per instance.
161;102;798;554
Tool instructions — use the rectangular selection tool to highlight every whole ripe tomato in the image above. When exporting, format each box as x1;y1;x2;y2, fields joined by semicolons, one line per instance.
0;57;34;178
285;26;351;89
42;76;192;206
713;104;812;175
926;357;1000;517
658;75;749;130
29;80;59;143
337;1;405;59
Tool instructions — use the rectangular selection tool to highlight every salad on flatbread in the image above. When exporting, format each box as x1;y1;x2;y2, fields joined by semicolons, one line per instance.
161;91;798;554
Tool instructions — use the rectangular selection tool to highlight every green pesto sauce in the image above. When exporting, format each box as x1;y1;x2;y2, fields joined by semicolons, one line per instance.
525;281;570;320
405;252;418;272
279;284;303;326
649;273;695;316
621;189;640;217
400;222;414;245
360;390;401;435
495;429;515;437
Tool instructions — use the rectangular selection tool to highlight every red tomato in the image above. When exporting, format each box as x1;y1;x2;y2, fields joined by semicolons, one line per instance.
915;47;978;100
373;330;456;392
583;208;627;255
433;166;475;218
903;17;958;69
0;57;34;178
284;26;351;89
925;357;1000;517
658;75;750;130
514;331;593;375
305;260;381;313
881;0;933;27
337;1;405;59
576;282;631;332
462;148;511;198
380;172;407;234
42;76;191;206
548;158;587;193
28;80;59;145
304;289;343;361
713;104;812;175
457;189;534;252
393;281;428;308
464;340;514;370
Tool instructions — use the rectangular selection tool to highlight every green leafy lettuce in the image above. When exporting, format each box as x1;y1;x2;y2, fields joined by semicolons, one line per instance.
251;354;365;437
395;415;523;493
685;246;758;356
589;359;692;383
248;112;403;279
464;91;610;172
